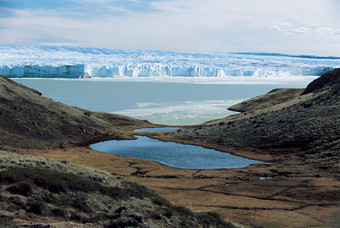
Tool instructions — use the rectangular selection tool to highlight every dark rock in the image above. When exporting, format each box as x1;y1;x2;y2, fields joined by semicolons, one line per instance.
0;215;13;227
302;68;340;94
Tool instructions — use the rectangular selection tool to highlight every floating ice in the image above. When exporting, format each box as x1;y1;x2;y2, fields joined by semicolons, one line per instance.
1;46;339;78
115;99;244;125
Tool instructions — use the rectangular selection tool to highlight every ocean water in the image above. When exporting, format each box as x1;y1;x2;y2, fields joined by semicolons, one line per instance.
13;77;315;125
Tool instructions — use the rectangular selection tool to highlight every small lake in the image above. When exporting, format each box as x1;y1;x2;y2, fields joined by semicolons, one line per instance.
90;128;265;169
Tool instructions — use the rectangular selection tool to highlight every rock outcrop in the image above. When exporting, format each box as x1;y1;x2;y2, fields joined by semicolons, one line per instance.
302;68;340;94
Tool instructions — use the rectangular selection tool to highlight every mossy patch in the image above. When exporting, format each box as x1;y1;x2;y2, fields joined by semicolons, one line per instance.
0;167;102;193
0;166;233;227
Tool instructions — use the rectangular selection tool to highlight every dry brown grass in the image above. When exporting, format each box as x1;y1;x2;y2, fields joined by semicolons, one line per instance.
0;150;118;186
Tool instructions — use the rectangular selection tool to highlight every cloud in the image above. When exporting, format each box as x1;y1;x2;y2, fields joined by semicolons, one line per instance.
274;23;340;35
0;0;339;56
38;42;88;46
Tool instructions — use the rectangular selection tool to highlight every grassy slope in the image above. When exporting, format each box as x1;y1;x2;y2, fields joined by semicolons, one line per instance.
0;150;232;228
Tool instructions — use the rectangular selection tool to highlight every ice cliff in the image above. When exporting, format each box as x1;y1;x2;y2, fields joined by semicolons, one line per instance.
0;46;339;78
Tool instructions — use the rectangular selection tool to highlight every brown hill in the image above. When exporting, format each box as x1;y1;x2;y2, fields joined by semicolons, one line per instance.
302;68;340;94
228;88;304;112
0;74;153;149
161;68;340;173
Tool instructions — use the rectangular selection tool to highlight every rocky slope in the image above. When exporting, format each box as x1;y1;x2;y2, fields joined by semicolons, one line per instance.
228;88;304;113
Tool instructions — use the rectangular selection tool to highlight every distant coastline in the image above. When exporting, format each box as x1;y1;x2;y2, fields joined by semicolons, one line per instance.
229;52;340;60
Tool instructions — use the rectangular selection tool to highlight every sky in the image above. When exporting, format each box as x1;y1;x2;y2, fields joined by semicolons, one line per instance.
0;0;339;56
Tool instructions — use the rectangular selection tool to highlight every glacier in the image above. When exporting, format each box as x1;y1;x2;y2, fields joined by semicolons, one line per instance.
0;46;339;78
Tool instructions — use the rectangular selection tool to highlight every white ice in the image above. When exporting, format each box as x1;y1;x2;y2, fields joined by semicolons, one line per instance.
1;46;339;78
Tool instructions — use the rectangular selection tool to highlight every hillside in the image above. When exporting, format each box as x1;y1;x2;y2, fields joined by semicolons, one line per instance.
162;68;340;173
0;150;231;228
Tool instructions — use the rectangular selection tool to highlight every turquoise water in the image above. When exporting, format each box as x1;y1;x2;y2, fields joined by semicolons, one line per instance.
13;78;315;125
90;134;264;169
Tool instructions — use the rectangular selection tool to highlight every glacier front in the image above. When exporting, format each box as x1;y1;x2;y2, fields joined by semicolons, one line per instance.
0;46;339;78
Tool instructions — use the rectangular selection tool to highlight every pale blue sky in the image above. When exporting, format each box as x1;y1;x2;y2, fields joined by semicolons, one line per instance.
0;0;339;56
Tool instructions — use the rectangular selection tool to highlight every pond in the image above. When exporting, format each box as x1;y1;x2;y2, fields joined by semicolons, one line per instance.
90;127;265;169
